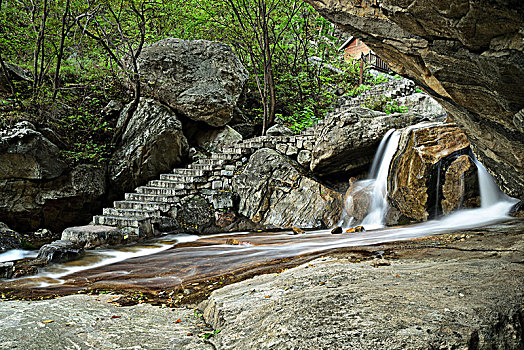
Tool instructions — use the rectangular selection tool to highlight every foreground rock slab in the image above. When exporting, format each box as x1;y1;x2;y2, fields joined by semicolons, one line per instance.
200;223;524;349
0;294;212;350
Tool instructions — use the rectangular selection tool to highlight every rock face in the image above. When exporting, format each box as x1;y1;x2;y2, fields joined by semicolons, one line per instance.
310;107;428;177
343;179;374;224
386;122;480;224
0;222;20;252
0;122;107;232
233;148;343;229
138;38;249;127
0;121;67;180
396;93;447;120
109;98;189;193
306;0;524;199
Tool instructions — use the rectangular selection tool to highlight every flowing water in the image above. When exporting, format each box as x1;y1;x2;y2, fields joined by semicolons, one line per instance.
0;130;519;295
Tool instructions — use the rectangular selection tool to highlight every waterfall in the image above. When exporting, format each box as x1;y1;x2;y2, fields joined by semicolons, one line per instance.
360;130;401;229
473;159;504;208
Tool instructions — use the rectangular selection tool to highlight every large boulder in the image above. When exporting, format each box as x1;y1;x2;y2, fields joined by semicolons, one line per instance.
310;107;428;177
233;148;343;229
138;38;249;127
386;122;480;225
109;98;189;193
0;62;32;92
192;125;242;152
306;0;524;199
0;121;67;180
0;123;106;232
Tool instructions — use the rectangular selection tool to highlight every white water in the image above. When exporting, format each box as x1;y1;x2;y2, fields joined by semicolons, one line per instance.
360;130;400;229
0;249;38;263
17;234;200;286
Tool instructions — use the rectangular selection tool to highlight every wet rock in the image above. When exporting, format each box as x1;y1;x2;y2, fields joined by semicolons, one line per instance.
292;227;305;235
0;262;14;279
61;225;123;249
172;195;216;234
109;98;188;193
330;226;342;234
345;225;365;233
343;179;374;224
509;201;524;218
307;0;524;199
266;124;294;136
36;240;85;263
387;122;480;224
0;163;106;233
441;155;480;215
234;148;343;229
0;222;21;253
310;107;427;177
138;38;249;127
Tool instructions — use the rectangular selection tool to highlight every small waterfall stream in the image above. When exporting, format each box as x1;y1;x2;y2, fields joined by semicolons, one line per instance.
360;130;401;229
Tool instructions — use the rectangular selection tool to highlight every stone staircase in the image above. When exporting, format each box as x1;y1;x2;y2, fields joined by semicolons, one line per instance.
333;77;416;113
87;122;323;242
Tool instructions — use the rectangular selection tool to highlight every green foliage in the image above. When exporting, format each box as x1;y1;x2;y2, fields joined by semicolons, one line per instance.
199;329;221;341
372;74;389;85
362;95;408;114
415;88;423;93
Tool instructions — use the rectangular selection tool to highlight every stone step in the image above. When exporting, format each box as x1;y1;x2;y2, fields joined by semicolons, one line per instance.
125;192;181;203
217;146;242;154
197;158;226;166
136;186;194;196
189;163;220;171
211;152;242;161
93;215;148;228
172;168;208;176
114;200;171;212
149;180;197;190
103;208;158;218
160;174;208;183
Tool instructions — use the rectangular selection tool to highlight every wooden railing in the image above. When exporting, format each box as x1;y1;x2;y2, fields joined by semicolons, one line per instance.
363;52;390;73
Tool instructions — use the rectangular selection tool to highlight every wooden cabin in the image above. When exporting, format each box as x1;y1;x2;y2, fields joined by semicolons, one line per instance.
339;37;390;73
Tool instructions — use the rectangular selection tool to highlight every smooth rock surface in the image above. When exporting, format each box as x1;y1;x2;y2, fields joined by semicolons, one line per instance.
200;225;524;349
234;148;343;229
306;0;524;199
0;294;212;350
109;98;188;193
387;122;480;224
138;38;249;127
310;107;428;177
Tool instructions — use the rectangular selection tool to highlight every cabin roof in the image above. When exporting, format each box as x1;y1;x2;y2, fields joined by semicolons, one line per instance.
338;36;355;51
